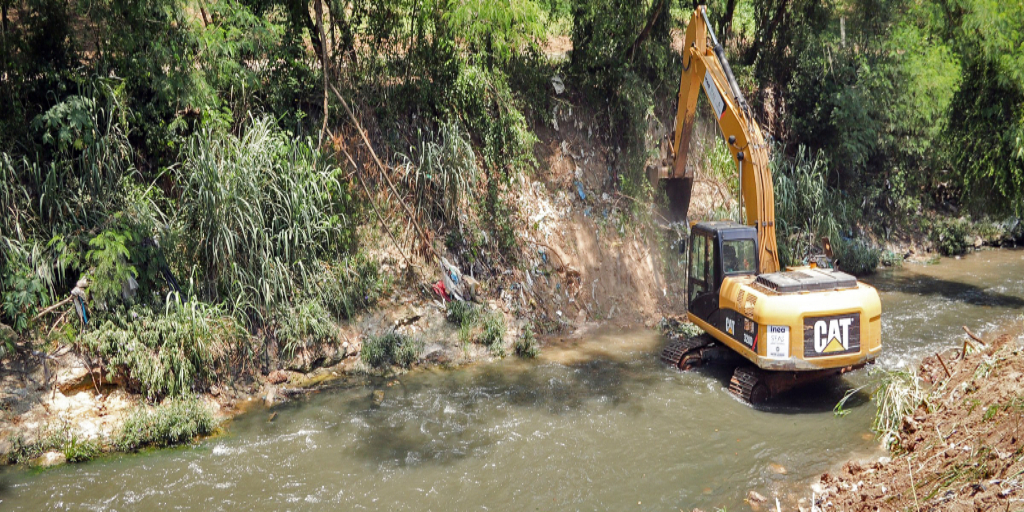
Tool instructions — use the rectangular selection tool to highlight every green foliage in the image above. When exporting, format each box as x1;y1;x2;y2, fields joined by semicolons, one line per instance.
446;300;478;328
480;312;507;357
175;116;357;325
398;121;479;227
880;250;904;268
0;240;53;333
446;0;546;65
833;238;881;276
311;253;390;321
276;299;337;361
114;396;216;452
514;325;540;358
361;332;422;369
81;298;243;401
570;0;672;205
4;421;102;464
932;218;970;256
85;229;138;308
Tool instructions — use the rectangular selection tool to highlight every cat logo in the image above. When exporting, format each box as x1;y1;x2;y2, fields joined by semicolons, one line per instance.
725;317;735;335
804;314;860;358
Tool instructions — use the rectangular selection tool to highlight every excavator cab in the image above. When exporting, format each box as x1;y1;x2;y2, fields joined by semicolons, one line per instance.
686;221;758;321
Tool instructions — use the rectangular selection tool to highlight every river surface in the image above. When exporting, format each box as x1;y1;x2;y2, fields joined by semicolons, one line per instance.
2;249;1023;511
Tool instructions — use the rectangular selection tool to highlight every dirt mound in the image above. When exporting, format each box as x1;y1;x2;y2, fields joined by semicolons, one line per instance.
815;324;1024;511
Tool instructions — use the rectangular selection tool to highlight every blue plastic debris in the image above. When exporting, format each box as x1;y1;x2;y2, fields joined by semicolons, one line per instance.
575;180;586;201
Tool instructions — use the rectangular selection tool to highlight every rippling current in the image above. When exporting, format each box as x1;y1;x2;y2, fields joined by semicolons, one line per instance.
2;249;1022;511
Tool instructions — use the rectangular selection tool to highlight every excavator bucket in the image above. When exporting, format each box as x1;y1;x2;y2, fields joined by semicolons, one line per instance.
664;177;694;222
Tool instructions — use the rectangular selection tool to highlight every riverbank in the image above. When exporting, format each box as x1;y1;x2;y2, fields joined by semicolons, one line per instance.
0;100;688;468
808;319;1024;511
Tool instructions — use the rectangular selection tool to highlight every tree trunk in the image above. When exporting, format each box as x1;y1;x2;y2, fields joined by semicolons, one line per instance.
745;0;790;65
315;0;329;146
627;0;666;61
722;0;738;43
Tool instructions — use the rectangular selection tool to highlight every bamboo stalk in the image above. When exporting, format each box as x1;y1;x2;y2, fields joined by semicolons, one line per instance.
337;142;416;270
330;84;440;262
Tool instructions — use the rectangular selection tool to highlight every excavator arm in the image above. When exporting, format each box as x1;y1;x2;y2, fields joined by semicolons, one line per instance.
659;5;779;274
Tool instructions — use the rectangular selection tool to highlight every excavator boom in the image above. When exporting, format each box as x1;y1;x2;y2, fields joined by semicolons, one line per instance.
660;6;779;274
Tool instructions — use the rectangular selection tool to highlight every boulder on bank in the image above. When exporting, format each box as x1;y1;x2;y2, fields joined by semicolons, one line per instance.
30;451;66;467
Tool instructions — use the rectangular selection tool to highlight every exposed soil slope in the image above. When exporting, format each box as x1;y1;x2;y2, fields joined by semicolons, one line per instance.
814;323;1024;511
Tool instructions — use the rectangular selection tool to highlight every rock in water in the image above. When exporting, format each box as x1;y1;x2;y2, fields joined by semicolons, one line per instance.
748;490;767;503
31;451;67;467
769;462;788;475
372;390;385;405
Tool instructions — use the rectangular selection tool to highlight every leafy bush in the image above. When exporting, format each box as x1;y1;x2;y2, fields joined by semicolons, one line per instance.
880;250;905;268
514;325;539;358
834;238;881;276
480;312;507;357
114;396;216;452
81;298;243;401
313;253;390;320
771;145;880;274
276;299;336;361
398;121;479;227
446;300;478;328
932;218;970;256
361;332;422;369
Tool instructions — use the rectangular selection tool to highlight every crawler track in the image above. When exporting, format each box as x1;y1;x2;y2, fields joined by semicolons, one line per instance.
728;366;769;404
660;335;713;370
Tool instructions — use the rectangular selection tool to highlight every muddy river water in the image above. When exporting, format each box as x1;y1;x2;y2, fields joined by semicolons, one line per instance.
2;249;1023;511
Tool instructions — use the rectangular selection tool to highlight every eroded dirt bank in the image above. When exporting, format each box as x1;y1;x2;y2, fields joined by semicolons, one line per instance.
809;321;1024;511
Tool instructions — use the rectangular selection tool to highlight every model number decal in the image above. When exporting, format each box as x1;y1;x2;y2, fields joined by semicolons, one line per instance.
766;325;789;359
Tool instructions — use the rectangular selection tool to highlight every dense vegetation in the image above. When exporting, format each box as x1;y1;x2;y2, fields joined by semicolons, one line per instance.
1;0;1022;388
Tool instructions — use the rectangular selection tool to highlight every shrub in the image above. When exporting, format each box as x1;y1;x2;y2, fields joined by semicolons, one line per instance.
514;325;539;358
175;116;358;325
397;121;479;227
114;396;216;452
932;218;970;256
361;332;422;369
834;238;881;276
480;312;507;357
880;250;904;268
313;253;390;320
275;299;336;361
60;432;101;463
446;300;478;327
5;422;102;464
81;298;244;401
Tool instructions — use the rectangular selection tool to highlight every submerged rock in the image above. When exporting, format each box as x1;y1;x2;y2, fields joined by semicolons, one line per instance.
30;451;66;467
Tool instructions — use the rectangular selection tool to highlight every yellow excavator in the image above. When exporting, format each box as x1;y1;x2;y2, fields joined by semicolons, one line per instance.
656;6;882;403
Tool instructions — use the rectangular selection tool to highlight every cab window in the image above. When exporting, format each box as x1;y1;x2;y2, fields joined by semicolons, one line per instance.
690;233;708;302
722;239;756;274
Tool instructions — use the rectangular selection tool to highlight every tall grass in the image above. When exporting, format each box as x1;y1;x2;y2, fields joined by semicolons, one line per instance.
175;116;358;325
773;145;879;274
114;396;216;451
397;121;479;228
872;369;928;451
361;332;422;369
